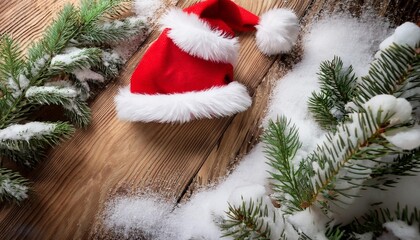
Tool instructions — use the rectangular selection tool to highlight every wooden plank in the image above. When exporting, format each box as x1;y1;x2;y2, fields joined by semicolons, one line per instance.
1;0;418;239
0;0;295;239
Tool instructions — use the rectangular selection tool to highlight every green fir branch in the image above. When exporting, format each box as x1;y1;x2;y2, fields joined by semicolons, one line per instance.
48;47;103;76
221;198;274;240
78;18;145;45
0;35;25;82
79;0;131;26
0;168;29;203
300;107;413;212
263;117;306;213
308;57;357;130
0;0;145;203
339;204;420;238
0;122;74;167
308;92;338;131
355;43;419;105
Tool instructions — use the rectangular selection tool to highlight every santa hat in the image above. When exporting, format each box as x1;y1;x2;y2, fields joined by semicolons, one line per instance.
115;0;299;123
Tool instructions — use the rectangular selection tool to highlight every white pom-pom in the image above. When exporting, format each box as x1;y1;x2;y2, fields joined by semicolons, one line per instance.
256;9;300;55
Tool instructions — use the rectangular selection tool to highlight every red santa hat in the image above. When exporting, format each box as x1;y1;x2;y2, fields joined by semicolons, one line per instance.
115;0;299;123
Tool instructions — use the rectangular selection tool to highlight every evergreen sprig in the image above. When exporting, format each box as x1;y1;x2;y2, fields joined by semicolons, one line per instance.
335;204;420;239
221;41;420;239
220;198;274;240
0;0;145;203
0;168;29;203
308;57;357;131
356;44;419;105
263;117;306;213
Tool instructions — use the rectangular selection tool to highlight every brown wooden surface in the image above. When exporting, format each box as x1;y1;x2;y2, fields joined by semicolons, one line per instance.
0;0;418;239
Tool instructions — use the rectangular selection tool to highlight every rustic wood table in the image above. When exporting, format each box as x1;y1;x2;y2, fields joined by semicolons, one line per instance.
0;0;418;239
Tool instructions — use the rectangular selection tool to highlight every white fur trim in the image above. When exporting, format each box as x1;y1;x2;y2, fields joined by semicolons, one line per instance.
115;82;252;123
160;8;239;65
256;9;300;55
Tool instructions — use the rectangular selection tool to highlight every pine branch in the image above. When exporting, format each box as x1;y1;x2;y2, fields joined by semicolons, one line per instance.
0;168;29;203
0;122;74;167
220;198;274;240
78;17;145;45
0;0;145;203
79;0;131;26
49;47;103;76
308;57;357;130
355;43;419;106
300;103;414;212
263;117;306;213
0;35;25;82
339;204;420;238
308;92;338;131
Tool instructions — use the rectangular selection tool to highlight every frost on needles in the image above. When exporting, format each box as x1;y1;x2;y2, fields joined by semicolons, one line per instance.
0;0;147;203
220;27;420;239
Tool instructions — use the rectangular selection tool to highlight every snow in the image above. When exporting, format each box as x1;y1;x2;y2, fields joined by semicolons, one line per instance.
112;0;164;61
0;179;28;201
73;69;105;82
50;47;88;65
381;221;420;240
379;22;420;51
364;95;412;126
103;11;419;240
383;125;420;150
25;86;78;98
7;74;30;98
0;122;56;141
134;0;162;20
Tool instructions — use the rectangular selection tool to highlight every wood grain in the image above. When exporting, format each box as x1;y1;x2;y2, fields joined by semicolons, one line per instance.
0;0;419;239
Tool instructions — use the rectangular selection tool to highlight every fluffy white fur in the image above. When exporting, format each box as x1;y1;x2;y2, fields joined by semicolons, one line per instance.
160;8;239;65
256;9;300;55
115;82;252;123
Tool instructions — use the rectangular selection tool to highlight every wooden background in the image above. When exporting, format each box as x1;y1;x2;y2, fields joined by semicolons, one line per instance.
0;0;418;239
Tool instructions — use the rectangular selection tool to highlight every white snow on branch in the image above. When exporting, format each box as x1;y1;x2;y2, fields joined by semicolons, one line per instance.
7;74;30;98
382;221;420;240
51;47;88;65
25;86;78;98
102;51;122;67
379;22;420;51
383;125;420;150
0;179;28;201
73;69;104;82
0;122;56;141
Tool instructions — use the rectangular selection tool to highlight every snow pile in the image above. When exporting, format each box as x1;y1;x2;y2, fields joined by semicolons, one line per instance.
379;22;420;52
104;196;177;239
104;12;419;240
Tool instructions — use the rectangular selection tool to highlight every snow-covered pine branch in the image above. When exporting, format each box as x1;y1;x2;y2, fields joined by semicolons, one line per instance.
221;21;420;239
0;0;148;203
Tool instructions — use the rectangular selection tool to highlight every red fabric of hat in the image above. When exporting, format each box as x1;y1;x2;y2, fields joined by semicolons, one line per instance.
115;0;300;123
